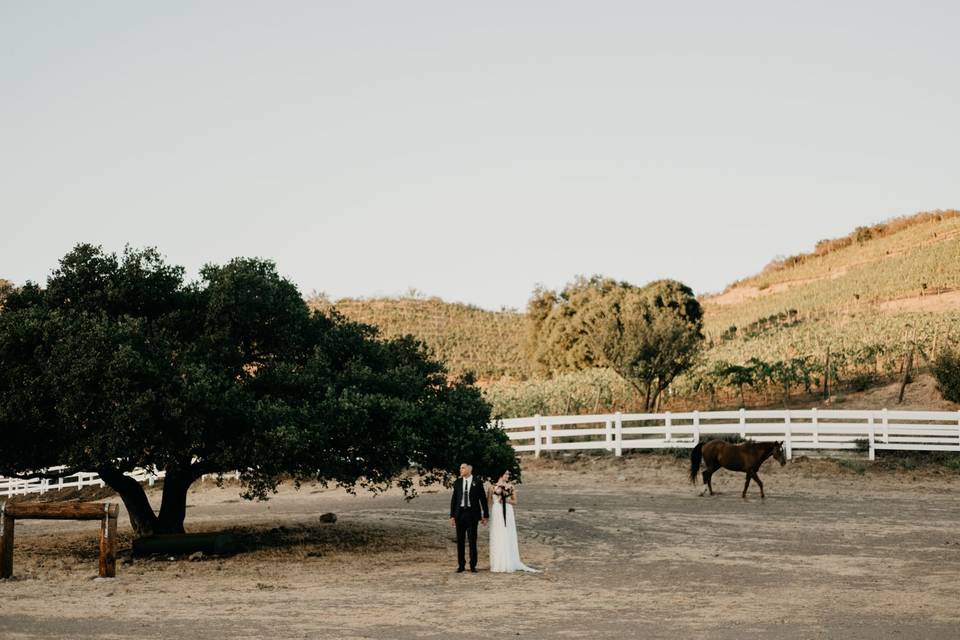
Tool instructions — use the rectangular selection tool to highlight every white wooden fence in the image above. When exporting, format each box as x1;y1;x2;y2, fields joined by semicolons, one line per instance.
0;466;164;498
498;408;960;461
4;408;958;497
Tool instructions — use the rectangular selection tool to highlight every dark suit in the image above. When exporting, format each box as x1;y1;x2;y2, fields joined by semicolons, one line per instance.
450;476;489;570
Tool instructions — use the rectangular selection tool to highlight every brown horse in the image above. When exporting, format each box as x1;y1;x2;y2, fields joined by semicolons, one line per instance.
689;440;787;499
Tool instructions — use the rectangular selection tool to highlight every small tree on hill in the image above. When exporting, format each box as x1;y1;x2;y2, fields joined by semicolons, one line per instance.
527;276;703;411
0;245;518;537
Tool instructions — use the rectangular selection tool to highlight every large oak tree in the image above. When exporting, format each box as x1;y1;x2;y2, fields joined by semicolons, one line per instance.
0;245;518;537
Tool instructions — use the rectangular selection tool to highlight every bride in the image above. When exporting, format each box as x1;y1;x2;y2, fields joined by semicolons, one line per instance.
487;470;539;573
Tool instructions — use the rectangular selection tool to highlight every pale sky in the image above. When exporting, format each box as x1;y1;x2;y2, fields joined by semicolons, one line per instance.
2;1;958;310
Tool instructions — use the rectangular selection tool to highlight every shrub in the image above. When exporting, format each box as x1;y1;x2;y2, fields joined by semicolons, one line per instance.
838;459;867;475
932;349;960;403
848;372;878;393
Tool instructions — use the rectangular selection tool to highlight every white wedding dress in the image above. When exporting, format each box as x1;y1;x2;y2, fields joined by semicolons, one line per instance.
488;491;539;573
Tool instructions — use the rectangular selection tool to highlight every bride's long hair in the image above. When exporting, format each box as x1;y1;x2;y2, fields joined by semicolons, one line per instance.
495;470;513;524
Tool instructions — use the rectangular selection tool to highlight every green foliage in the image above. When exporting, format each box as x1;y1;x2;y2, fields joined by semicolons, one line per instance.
526;276;704;410
524;276;626;374
848;372;879;393
0;245;517;536
0;279;12;307
932;349;960;403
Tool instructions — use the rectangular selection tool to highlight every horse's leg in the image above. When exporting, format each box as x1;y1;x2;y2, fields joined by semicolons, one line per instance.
741;472;751;499
704;466;716;496
702;469;711;496
752;471;765;499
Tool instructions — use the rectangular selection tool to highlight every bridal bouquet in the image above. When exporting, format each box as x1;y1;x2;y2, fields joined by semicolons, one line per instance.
493;484;514;525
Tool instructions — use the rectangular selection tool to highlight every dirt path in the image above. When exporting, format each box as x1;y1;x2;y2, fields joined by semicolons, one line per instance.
2;456;959;639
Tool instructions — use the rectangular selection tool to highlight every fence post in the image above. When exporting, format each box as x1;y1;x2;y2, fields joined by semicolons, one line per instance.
533;414;542;458
665;411;672;442
0;504;13;579
812;407;819;445
784;409;792;460
614;412;623;457
693;410;700;446
545;420;553;451
99;504;117;578
605;418;613;451
882;408;889;443
739;408;746;439
868;414;876;461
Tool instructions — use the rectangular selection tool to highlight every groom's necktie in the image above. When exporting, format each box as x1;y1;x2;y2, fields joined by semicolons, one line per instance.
463;479;470;508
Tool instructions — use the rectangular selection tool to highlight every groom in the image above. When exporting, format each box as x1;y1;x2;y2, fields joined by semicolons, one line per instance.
449;462;488;573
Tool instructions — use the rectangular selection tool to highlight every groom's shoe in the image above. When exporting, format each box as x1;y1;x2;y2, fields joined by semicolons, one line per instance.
470;567;478;573
456;567;465;573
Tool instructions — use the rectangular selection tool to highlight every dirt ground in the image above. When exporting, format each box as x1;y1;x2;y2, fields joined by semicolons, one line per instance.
2;454;959;640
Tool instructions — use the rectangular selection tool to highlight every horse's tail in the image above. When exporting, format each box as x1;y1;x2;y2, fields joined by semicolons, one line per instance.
689;441;704;484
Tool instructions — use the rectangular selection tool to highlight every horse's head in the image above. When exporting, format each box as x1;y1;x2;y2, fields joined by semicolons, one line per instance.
772;441;787;466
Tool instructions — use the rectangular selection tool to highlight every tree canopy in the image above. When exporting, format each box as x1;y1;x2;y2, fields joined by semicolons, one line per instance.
526;276;704;410
0;245;518;537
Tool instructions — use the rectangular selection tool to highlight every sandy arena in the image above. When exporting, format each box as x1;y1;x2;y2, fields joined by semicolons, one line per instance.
2;454;959;639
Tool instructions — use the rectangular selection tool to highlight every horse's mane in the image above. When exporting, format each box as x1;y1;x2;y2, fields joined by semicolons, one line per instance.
739;440;777;452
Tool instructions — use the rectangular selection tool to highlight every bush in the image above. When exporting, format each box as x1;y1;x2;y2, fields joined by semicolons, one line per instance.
932;349;960;403
838;459;867;475
875;450;960;471
847;372;878;393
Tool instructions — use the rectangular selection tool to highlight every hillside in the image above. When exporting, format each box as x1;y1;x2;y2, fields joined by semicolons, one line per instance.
310;210;960;416
313;295;529;381
702;209;960;371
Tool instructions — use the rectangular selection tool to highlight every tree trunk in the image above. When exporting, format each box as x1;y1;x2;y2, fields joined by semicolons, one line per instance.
823;350;831;399
156;468;199;535
97;466;160;538
898;345;915;405
98;465;200;537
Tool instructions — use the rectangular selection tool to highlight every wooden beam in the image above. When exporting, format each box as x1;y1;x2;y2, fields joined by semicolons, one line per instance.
99;506;118;578
0;506;14;579
3;502;115;520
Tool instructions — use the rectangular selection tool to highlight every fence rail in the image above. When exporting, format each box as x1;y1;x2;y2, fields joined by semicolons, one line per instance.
497;408;960;460
0;466;165;498
4;409;958;497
